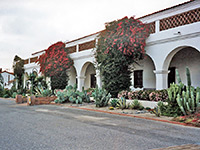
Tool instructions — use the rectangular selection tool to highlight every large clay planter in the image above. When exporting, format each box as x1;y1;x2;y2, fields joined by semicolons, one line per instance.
35;96;57;105
16;95;22;104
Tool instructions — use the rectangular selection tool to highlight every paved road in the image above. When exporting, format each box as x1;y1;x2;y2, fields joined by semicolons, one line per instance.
0;99;199;150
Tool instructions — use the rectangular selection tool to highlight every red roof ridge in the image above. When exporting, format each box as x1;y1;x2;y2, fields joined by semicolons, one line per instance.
32;49;46;56
0;70;14;75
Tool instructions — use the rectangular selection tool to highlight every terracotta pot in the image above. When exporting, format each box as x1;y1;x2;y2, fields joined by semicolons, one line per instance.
16;95;22;104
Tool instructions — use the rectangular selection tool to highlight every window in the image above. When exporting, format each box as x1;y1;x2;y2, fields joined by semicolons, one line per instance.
134;70;143;88
168;67;176;87
90;74;96;88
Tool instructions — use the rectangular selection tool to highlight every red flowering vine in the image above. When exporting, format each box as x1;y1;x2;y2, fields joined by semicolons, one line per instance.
36;41;73;77
95;16;150;97
97;16;149;59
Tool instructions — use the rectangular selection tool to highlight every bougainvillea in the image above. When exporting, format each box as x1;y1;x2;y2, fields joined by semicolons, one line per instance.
96;16;149;61
37;41;73;77
95;16;149;97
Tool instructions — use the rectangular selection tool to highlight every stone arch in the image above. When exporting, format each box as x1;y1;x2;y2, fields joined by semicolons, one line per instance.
162;45;200;70
80;61;94;77
167;46;200;87
80;61;96;89
131;54;156;90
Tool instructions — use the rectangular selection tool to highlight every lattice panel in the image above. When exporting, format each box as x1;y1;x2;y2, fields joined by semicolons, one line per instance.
24;59;29;64
30;57;38;63
160;8;200;31
147;22;155;34
79;40;95;51
67;45;76;53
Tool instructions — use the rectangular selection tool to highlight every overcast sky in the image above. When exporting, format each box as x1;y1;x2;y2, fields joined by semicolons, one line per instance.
0;0;188;71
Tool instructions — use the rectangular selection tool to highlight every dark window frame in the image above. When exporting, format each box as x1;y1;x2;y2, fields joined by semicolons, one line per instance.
90;74;96;88
134;70;143;88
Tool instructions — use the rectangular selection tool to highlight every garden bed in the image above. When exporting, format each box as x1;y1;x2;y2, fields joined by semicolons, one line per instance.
59;102;174;122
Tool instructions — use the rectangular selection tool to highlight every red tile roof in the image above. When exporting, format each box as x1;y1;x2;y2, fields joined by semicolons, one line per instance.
0;70;14;75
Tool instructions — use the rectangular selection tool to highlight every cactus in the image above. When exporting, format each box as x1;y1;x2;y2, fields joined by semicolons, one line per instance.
81;87;91;103
129;99;143;110
176;69;182;84
166;67;200;116
150;106;161;117
196;92;200;109
176;94;186;115
186;102;192;113
92;85;111;107
186;67;191;87
116;97;129;110
190;91;195;111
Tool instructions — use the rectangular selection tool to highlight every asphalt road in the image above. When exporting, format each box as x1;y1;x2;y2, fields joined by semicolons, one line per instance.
0;99;199;150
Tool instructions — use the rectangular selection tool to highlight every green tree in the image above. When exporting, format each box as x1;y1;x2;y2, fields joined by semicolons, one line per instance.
13;55;24;90
50;71;68;91
0;73;4;97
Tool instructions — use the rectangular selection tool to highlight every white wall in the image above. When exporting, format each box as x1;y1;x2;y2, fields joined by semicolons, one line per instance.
1;72;15;89
131;55;156;90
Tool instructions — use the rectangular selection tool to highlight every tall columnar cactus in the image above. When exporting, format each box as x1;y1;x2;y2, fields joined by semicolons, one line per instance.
186;67;191;87
172;68;200;116
176;69;182;84
176;94;186;116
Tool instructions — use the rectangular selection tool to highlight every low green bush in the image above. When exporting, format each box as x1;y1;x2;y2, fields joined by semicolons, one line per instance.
118;89;168;102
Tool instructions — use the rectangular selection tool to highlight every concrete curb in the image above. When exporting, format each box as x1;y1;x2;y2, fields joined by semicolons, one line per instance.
67;106;196;128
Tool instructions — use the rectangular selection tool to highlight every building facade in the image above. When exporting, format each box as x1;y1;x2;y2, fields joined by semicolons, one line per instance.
23;0;200;91
0;70;15;89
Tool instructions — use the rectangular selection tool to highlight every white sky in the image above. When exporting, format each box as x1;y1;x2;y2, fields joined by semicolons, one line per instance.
0;0;189;71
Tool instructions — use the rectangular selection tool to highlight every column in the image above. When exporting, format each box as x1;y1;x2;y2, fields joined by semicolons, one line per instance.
77;76;86;91
155;20;160;33
95;70;102;88
76;44;79;53
153;70;169;90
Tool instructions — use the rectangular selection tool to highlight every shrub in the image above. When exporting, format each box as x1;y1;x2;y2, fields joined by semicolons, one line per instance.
3;89;11;98
128;91;140;100
12;92;17;98
149;90;168;101
118;89;168;102
118;90;129;99
140;90;153;100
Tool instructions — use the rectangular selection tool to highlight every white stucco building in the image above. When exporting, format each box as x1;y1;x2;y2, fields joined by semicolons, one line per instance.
0;70;15;89
23;0;200;91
